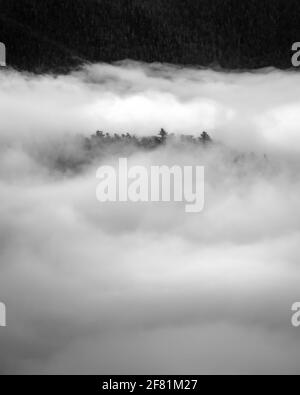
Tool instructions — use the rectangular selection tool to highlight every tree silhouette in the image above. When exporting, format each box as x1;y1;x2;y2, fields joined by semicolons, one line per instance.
158;128;168;144
87;128;213;153
200;131;212;144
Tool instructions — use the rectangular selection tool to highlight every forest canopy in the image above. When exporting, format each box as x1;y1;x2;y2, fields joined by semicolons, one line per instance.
0;0;299;71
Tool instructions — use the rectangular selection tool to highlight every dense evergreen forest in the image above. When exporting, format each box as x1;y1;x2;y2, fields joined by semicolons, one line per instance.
86;129;212;154
33;129;214;173
0;0;299;71
35;129;269;176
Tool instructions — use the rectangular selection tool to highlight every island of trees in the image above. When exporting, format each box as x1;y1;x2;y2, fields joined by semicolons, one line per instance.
85;129;212;151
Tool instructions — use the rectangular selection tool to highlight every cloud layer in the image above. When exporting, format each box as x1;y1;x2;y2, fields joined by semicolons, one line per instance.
2;62;300;152
0;62;299;374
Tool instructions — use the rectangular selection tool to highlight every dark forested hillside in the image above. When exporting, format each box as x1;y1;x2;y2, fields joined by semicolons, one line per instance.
0;0;299;72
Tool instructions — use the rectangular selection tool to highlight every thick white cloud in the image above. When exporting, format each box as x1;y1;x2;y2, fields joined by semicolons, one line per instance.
1;63;300;152
0;63;299;374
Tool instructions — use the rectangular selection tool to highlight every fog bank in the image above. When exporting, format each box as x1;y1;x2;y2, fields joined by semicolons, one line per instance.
0;62;299;374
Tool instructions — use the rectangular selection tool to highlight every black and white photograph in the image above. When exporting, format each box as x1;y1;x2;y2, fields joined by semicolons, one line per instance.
0;0;300;377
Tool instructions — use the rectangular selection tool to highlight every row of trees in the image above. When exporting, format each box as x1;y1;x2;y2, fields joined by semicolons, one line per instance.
85;129;212;151
47;129;213;173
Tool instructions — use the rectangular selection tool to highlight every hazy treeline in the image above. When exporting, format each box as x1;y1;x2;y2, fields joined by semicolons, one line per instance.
32;129;270;178
86;129;212;151
0;0;299;71
48;130;213;173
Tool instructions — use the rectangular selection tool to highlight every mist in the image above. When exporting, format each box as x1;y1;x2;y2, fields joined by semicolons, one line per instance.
0;62;299;374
